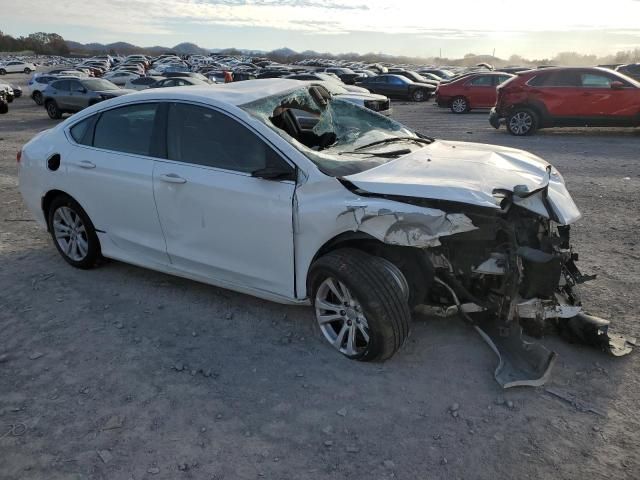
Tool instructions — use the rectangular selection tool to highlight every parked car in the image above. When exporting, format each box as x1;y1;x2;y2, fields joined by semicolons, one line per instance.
0;89;8;114
28;74;65;105
0;83;15;102
102;71;140;86
285;73;370;93
11;85;22;98
356;74;434;102
489;67;640;135
320;67;363;85
149;77;210;88
435;72;514;113
307;80;391;115
42;78;132;119
388;70;439;88
417;68;454;79
615;63;640;82
0;60;36;75
17;79;626;383
125;76;164;91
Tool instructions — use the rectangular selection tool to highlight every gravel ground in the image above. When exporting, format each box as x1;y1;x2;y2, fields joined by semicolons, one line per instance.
1;73;639;480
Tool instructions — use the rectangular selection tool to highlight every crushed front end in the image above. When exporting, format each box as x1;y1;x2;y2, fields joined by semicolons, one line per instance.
418;191;635;387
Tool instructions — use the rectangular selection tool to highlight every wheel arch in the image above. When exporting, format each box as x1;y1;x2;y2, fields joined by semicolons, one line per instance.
42;190;76;231
508;100;550;126
305;231;434;307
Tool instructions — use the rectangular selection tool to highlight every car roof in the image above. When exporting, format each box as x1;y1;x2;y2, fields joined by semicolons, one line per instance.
123;78;307;106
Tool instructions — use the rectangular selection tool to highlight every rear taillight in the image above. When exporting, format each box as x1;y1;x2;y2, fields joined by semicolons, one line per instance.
17;149;22;163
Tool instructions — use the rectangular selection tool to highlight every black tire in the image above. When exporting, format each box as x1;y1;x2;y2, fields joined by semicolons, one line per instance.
24;68;32;74
0;69;5;75
308;248;411;361
47;195;101;269
6;95;13;104
32;91;43;105
450;96;469;114
411;89;427;102
0;101;8;114
45;100;62;119
506;108;538;136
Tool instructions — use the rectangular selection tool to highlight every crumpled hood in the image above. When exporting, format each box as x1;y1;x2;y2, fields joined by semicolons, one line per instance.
344;140;581;225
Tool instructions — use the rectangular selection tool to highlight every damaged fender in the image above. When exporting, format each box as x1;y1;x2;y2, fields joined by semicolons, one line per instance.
337;199;477;248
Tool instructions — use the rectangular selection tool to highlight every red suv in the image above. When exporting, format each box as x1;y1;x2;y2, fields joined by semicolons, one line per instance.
490;67;640;135
435;72;514;113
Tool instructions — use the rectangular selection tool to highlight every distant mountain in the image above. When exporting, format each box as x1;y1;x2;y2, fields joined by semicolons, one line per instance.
172;42;208;55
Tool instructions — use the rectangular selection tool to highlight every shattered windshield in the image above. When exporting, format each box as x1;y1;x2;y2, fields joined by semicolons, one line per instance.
241;86;427;176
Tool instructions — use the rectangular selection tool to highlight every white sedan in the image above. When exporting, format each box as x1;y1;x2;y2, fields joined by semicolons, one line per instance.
17;79;627;384
102;71;140;86
0;60;36;75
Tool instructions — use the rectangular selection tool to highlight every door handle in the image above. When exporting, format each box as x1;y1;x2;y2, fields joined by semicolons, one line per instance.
159;173;187;184
78;160;96;169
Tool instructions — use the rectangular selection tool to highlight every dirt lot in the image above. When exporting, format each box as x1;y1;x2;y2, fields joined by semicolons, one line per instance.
1;72;639;480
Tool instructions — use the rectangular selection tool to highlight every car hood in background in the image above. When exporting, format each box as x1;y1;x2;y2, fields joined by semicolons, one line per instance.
343;140;581;225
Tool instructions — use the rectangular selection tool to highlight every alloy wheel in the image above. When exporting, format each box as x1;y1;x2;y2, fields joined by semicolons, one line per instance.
53;206;89;261
315;277;370;356
509;112;533;135
451;98;467;113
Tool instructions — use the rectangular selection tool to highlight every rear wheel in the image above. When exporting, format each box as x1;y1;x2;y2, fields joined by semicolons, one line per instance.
309;248;411;361
412;89;427;102
450;96;469;113
507;108;538;136
32;91;43;105
0;69;6;75
45;100;62;119
47;195;100;269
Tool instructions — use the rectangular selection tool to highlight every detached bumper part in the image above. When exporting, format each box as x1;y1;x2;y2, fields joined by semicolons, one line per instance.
563;312;636;357
489;108;502;129
475;320;556;388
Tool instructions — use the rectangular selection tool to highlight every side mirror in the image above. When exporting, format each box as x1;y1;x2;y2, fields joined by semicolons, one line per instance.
611;81;625;90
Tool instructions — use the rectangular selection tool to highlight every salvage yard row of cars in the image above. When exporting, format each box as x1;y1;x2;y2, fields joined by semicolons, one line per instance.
3;53;639;136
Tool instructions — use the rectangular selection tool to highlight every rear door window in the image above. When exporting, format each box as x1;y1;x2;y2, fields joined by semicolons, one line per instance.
541;71;581;87
51;80;71;91
470;75;494;86
93;103;159;156
70;115;97;146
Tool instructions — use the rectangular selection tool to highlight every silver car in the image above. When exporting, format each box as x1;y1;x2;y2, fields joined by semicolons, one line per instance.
42;78;133;119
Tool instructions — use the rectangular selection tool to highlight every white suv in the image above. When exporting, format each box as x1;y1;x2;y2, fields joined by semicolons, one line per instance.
0;60;36;75
16;79;631;386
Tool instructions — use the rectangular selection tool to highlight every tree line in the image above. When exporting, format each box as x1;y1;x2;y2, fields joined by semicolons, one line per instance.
0;31;70;55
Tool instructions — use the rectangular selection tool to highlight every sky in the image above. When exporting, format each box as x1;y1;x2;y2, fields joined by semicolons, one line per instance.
3;0;640;58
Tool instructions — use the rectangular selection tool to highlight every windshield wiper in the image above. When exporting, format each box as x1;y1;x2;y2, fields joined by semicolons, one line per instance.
338;148;412;158
353;136;434;152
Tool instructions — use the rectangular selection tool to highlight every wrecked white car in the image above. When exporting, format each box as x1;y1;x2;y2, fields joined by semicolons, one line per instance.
18;79;633;387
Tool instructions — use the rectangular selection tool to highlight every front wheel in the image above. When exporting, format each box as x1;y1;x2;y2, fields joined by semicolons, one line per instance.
24;68;32;74
507;109;538;136
309;249;411;361
47;195;101;269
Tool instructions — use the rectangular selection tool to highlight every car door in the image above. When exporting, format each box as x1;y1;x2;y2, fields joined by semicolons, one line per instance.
464;75;495;107
577;72;639;119
532;70;582;117
50;80;73;109
62;102;170;264
152;102;297;298
67;80;88;111
7;62;20;73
